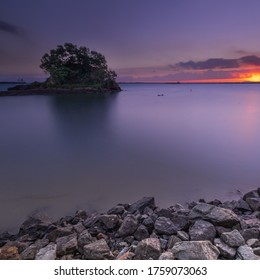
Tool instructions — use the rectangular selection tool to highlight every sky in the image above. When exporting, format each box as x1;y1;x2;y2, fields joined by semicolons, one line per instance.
1;0;260;83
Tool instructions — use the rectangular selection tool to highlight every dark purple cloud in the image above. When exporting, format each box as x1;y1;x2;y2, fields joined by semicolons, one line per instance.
0;20;21;35
240;55;260;66
175;58;239;70
174;55;260;71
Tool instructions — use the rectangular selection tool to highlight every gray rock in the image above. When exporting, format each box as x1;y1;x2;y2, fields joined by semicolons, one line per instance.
177;231;189;241
134;225;150;241
134;238;161;260
253;247;260;256
77;230;95;253
170;214;190;231
245;197;260;211
243;190;259;201
159;251;175;260
154;217;177;235
142;217;154;233
56;234;77;257
215;226;232;236
189;203;240;227
172;241;219;260
20;244;38;260
189;220;216;242
240;228;259;240
83;239;113;260
19;212;53;239
118;215;138;237
221;229;245;247
99;215;120;230
107;205;125;215
237;245;260;260
160;238;168;250
35;244;57;260
45;226;72;242
72;222;85;234
236;199;251;212
34;238;49;250
167;235;182;249
129;197;155;214
214;238;236;259
246;238;260;248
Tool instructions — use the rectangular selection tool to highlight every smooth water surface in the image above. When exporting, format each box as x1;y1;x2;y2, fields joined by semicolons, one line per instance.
1;83;260;232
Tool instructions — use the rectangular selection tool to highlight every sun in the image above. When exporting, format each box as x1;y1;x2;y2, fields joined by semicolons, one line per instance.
245;73;260;82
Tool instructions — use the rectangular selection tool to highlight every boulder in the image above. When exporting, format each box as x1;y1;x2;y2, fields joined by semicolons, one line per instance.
245;197;260;211
189;220;216;242
240;228;259;240
154;217;178;235
243;190;259;201
83;239;113;260
19;212;53;239
170;214;190;231
246;238;260;248
0;246;20;260
159;251;175;260
107;205;125;215
77;230;95;253
237;245;260;260
134;225;150;241
142;217;154;233
221;229;245;247
20;244;38;260
189;203;240;226
134;238;161;260
167;235;182;250
99;215;120;230
56;234;77;257
172;241;219;260
214;238;236;259
129;197;155;214
45;226;72;242
35;244;57;260
118;215;138;237
176;231;189;241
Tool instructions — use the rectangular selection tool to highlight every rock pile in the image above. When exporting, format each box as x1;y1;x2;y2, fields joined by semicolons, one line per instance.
1;189;260;260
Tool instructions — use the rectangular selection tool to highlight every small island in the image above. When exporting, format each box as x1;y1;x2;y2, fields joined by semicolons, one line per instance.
1;43;121;96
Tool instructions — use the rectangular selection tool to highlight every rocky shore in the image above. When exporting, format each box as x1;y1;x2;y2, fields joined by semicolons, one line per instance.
1;189;260;260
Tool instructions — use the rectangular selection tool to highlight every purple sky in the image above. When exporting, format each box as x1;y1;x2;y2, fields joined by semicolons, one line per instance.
1;0;260;82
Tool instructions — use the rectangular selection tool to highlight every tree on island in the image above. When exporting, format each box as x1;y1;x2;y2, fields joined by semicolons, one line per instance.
39;43;118;89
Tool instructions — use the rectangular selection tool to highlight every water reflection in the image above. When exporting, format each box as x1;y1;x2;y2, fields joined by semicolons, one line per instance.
1;84;260;232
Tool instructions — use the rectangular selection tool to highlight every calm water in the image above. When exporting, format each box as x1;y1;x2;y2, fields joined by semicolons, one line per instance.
1;83;260;232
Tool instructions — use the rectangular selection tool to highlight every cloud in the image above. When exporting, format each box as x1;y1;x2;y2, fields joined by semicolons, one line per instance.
0;20;21;35
174;55;260;71
240;55;260;66
175;58;239;70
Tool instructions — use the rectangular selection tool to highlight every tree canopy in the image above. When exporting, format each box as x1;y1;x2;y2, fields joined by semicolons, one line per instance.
40;43;117;88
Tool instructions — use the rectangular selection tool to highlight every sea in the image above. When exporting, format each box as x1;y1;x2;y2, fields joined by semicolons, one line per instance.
1;83;260;232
